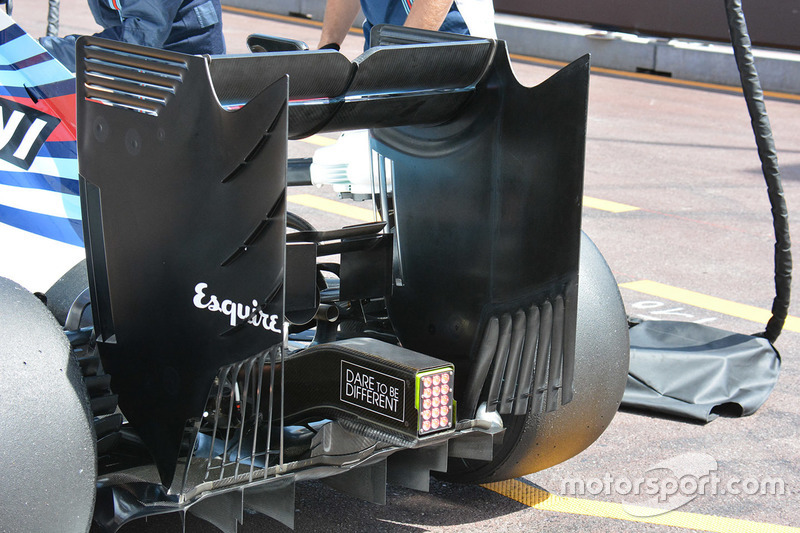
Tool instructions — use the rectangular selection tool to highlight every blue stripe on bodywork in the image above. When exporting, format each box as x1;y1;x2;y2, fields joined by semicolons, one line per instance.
0;170;79;195
0;204;83;246
0;23;25;46
40;141;78;160
0;32;48;65
0;52;52;71
61;191;82;219
47;155;80;181
0;59;75;88
0;78;76;99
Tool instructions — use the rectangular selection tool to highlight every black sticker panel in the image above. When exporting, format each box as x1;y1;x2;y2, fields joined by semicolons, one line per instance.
0;98;60;170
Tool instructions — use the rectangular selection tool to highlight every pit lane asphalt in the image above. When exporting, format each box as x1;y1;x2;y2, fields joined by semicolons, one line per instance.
14;3;800;531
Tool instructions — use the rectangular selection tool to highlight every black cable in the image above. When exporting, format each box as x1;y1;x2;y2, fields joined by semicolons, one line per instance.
724;0;792;343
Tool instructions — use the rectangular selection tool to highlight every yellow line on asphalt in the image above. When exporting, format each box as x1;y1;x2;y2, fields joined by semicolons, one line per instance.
301;135;338;147
292;190;639;218
583;196;639;213
287;195;800;331
223;5;323;27
288;194;376;222
483;479;800;533
620;280;800;333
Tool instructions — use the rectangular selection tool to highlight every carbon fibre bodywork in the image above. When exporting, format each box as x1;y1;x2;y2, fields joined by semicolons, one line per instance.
69;26;621;531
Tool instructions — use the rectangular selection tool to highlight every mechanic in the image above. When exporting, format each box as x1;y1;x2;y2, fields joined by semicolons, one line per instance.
318;0;496;50
40;0;225;72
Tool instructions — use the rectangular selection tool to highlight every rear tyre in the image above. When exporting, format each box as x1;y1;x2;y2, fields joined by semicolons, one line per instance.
44;264;129;469
0;276;96;532
444;232;630;482
43;259;89;326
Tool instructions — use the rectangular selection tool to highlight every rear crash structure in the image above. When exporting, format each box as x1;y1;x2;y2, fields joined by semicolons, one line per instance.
1;26;629;532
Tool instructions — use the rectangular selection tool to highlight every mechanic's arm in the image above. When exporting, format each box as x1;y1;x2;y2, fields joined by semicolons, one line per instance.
403;0;454;31
318;0;362;48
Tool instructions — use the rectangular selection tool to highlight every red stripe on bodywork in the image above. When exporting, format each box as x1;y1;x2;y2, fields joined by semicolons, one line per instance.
0;94;77;142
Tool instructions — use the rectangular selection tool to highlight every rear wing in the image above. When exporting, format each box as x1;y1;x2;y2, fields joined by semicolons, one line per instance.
75;27;589;486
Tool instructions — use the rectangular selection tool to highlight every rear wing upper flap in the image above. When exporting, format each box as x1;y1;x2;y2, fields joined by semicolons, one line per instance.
209;38;496;138
75;30;512;140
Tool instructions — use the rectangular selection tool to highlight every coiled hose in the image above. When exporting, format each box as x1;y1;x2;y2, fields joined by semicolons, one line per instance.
724;0;792;343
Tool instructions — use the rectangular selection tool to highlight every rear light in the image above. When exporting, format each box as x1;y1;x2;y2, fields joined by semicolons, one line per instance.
416;367;454;436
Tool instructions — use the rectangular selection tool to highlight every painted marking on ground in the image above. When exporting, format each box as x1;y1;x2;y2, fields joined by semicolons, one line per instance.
620;280;800;333
287;195;797;331
300;135;337;147
483;479;800;533
584;196;639;213
287;194;375;222
293;142;638;215
293;191;637;219
223;5;324;28
628;299;718;325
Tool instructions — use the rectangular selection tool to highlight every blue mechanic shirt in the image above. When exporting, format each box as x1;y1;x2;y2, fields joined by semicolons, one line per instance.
41;0;225;72
360;0;470;48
